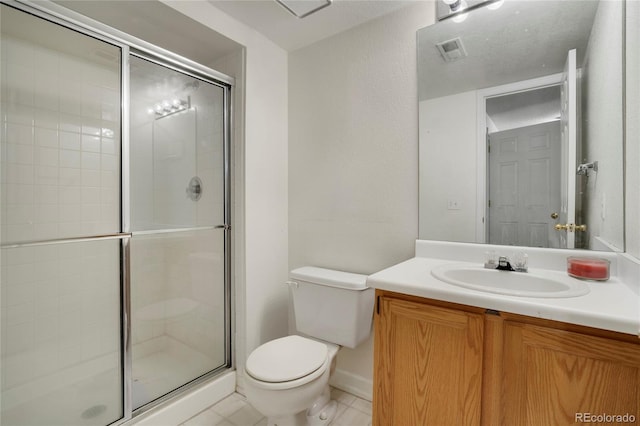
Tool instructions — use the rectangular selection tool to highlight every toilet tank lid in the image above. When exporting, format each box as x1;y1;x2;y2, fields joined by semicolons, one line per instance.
290;266;368;291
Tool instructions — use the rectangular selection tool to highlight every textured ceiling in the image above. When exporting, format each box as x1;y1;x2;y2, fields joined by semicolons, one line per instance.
209;0;422;52
418;0;600;101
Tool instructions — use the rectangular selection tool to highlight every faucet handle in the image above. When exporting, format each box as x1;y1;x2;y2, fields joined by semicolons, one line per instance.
512;252;528;272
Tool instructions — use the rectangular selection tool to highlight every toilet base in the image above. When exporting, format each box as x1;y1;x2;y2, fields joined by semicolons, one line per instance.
265;386;338;426
306;400;337;426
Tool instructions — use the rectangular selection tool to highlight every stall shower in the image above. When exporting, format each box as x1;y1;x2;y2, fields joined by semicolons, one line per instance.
0;2;232;425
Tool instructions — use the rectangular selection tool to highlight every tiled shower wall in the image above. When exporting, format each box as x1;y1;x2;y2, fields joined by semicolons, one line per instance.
129;77;226;361
1;30;122;398
1;37;121;242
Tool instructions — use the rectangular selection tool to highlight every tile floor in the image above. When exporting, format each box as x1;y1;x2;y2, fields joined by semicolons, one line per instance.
181;388;372;426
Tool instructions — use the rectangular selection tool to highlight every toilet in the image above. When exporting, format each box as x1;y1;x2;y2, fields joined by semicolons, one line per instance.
244;266;375;426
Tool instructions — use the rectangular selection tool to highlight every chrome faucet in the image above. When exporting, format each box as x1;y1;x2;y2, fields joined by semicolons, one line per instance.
496;256;515;271
484;252;528;272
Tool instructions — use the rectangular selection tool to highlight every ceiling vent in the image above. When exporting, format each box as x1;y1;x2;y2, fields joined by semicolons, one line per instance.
436;37;468;62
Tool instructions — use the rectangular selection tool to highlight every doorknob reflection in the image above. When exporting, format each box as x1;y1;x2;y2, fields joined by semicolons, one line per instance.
554;223;587;232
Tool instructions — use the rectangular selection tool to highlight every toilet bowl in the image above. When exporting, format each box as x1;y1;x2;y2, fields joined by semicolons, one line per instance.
243;267;375;426
244;336;339;426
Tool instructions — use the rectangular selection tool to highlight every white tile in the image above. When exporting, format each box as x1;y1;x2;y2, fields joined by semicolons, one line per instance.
34;314;59;342
7;183;35;205
6;122;34;146
34;127;58;148
6;281;35;306
81;123;101;136
82;169;101;187
82;186;101;204
101;154;118;171
3;351;35;388
82;134;100;152
58;205;81;223
58;343;83;369
59;167;82;186
227;404;264;426
6;143;33;164
35;147;58;167
60;149;82;169
60;131;81;150
35;165;59;185
210;394;247;419
7;263;36;285
6;204;34;225
331;406;371;426
59;186;81;204
183;409;224;426
331;388;357;406
4;163;34;184
351;398;372;416
82;152;100;170
34;223;58;240
6;224;35;242
32;185;55;204
6;39;34;67
81;204;101;221
101;137;115;154
7;302;34;325
33;109;59;130
59;113;82;133
34;296;59;317
34;84;60;112
5;320;34;353
35;203;59;223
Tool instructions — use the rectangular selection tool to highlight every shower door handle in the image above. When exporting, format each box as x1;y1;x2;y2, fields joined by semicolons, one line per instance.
215;224;232;231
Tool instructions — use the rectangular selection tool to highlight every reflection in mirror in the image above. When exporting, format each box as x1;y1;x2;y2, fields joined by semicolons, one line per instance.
418;0;625;252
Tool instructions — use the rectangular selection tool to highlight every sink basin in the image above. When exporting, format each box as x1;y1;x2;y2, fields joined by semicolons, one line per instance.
431;264;590;298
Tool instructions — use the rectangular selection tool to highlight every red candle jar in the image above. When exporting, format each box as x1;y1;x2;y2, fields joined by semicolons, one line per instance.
567;257;610;281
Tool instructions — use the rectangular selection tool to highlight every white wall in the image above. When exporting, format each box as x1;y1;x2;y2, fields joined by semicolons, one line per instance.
626;0;640;259
161;1;290;393
289;2;433;399
418;90;477;242
581;0;625;251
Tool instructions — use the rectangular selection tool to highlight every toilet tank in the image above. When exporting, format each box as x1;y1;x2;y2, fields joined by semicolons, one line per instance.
289;267;374;349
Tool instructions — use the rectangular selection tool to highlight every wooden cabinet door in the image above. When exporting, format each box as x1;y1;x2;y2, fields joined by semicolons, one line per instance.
502;321;640;425
373;296;483;426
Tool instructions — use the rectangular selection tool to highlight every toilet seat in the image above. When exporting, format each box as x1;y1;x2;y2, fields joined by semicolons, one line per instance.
246;336;329;390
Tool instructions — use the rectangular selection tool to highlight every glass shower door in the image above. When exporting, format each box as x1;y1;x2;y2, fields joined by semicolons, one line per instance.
128;55;229;409
1;4;124;425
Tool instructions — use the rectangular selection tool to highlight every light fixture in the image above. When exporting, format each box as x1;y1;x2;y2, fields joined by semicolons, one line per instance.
148;96;190;118
450;0;469;23
275;0;332;19
438;0;504;22
442;0;469;23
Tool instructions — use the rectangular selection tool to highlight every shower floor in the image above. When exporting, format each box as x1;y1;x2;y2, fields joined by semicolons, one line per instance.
1;367;122;426
1;337;222;426
132;335;223;409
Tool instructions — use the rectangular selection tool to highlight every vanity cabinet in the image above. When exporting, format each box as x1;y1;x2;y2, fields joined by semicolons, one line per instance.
373;293;485;425
500;320;640;425
373;290;640;426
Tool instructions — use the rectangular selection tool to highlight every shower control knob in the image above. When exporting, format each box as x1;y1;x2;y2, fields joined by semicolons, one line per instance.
186;176;202;201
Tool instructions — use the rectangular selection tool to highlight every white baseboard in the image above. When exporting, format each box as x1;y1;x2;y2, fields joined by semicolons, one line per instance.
329;368;372;402
131;371;236;426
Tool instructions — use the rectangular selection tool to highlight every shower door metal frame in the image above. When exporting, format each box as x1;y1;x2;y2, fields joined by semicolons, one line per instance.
126;48;234;416
2;1;235;425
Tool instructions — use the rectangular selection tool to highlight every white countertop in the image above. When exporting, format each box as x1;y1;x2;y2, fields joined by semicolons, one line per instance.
367;255;640;336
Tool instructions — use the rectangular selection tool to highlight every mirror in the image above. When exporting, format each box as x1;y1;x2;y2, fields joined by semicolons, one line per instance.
418;0;625;252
